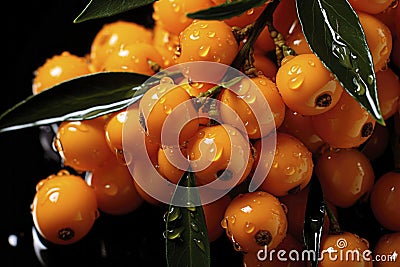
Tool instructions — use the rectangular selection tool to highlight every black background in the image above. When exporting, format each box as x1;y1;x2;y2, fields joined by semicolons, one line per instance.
0;1;241;266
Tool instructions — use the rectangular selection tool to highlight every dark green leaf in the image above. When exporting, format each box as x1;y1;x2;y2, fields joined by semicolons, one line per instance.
165;171;210;267
0;72;151;133
187;0;267;20
74;0;156;23
296;0;385;125
303;177;325;267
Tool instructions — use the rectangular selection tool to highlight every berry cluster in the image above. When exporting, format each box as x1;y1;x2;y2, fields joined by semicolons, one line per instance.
29;0;400;266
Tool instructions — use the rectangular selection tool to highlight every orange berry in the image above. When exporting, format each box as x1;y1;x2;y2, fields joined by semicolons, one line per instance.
376;68;400;120
152;0;214;36
202;194;231;242
373;232;400;267
276;53;344;116
31;170;98;245
349;0;393;15
186;124;254;190
32;51;90;94
285;21;313;55
222;191;288;253
102;43;163;75
254;132;314;197
254;27;276;54
152;24;180;68
89;20;152;72
315;148;375;208
88;158;143;215
54;117;111;172
157;146;187;184
279;108;325;154
358;11;393;72
224;3;268;28
176;20;239;66
253;52;278;80
311;91;376;149
370;171;400;231
219;75;285;139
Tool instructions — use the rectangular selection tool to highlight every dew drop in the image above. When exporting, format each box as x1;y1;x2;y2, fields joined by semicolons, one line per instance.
190;222;199;232
288;74;305;90
207;31;216;38
246;8;254;15
308;60;315;67
198;45;211;57
159;97;166;104
164;105;172;114
228;215;236;225
221;218;228;229
244;222;255;234
163;226;184;240
258;79;267;86
103;183;118;196
284;165;296;176
199;23;208;29
190;30;200;40
244;93;257;104
193;238;206;252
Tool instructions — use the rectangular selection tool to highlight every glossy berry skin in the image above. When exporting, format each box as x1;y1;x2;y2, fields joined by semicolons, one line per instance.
102;43;163;75
89;20;152;72
32;51;90;94
349;0;393;15
370;171;400;231
202;194;231;242
358;11;393;72
138;79;199;146
152;0;214;36
253;52;278;80
176;20;239;65
186;124;254;190
279;108;325;154
285;21;313;55
311;91;376;149
376;68;400;120
222;191;288;253
157;146;186;185
88;158;143;215
319;232;372;267
224;3;267;28
54;118;112;172
373;232;400;267
31;171;98;245
276;53;344;116
152;24;180;68
315;148;375;208
254;132;313;197
219;75;285;139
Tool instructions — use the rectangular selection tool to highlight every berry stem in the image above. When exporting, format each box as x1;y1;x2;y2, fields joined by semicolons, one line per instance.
325;202;342;235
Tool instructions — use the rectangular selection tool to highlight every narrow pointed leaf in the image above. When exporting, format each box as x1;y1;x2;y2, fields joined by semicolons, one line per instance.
165;171;210;267
74;0;156;23
296;0;385;125
187;0;267;20
0;72;151;133
303;177;325;267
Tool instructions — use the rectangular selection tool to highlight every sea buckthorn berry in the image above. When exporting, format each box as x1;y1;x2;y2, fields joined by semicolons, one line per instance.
253;52;278;80
276;53;344;116
157;146;187;185
349;0;393;15
102;43;163;75
186;124;254;190
138;78;199;146
376;68;400;119
319;232;372;267
202;194;231;242
370;171;400;231
152;0;214;36
219;75;285;139
153;24;180;68
279;108;325;154
272;0;298;37
89;20;152;72
360;124;389;161
31;170;98;245
254;27;276;54
315;148;375;208
176;20;239;65
279;187;334;243
133;180;162;206
222;191;288;253
358;11;393;72
32;51;90;94
285;21;313;55
373;232;400;267
243;234;306;267
54;117;112;172
87;157;143;215
311;91;376;149
254;132;313;197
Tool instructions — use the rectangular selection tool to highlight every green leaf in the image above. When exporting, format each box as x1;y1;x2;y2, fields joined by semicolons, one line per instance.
74;0;156;23
165;171;210;267
296;0;385;125
0;72;151;133
303;177;325;267
187;0;267;20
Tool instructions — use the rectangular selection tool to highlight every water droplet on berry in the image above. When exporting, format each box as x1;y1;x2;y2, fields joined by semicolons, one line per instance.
198;45;211;57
